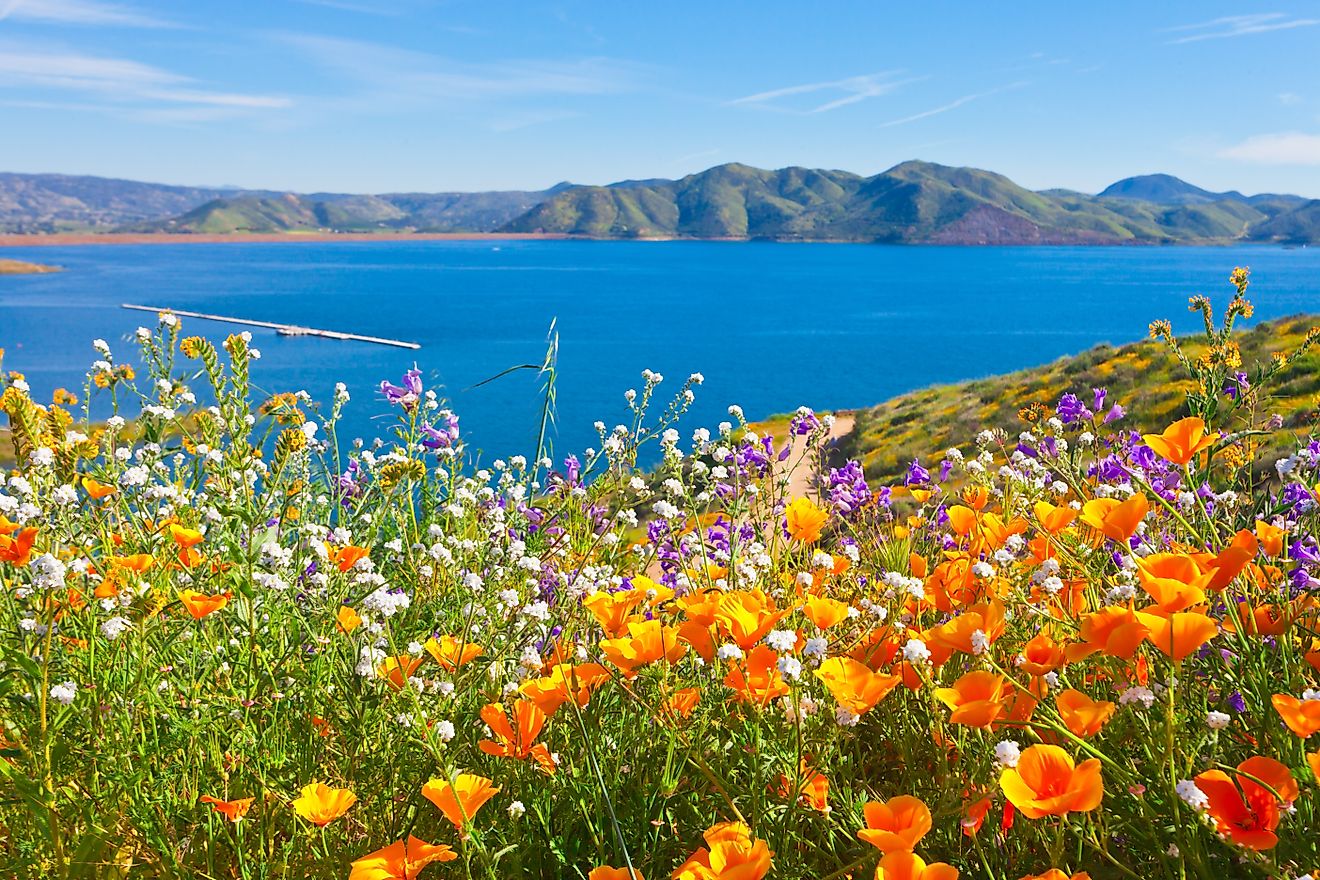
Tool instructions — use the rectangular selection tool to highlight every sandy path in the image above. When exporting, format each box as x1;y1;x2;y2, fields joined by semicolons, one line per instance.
785;411;856;499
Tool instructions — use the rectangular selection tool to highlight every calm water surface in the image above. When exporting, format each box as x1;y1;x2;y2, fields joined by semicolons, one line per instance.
2;241;1318;459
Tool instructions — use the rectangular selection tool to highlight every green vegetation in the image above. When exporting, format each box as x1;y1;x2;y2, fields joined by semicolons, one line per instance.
505;161;1320;244
840;313;1320;483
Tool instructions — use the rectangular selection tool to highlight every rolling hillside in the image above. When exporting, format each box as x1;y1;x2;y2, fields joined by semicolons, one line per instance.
504;161;1320;244
835;314;1320;485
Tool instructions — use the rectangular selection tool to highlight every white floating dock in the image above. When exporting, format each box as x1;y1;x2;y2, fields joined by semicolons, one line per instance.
121;304;421;350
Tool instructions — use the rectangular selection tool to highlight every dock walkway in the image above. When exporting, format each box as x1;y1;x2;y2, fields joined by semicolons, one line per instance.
121;304;421;350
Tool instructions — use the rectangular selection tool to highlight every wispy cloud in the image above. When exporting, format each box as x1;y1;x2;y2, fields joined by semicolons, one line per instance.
1164;13;1319;44
279;33;638;104
729;72;917;114
0;0;175;28
878;81;1027;128
1219;131;1320;165
0;43;291;121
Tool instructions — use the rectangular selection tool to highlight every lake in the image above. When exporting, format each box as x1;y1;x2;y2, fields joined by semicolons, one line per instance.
1;241;1318;461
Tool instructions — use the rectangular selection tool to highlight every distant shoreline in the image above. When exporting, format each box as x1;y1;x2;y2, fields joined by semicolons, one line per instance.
0;258;62;273
0;232;574;247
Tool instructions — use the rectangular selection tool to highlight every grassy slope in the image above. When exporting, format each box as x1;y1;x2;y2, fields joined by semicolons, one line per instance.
838;315;1320;484
0;259;61;274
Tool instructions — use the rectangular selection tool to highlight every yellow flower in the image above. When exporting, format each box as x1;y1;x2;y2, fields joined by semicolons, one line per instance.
784;497;828;543
291;782;356;826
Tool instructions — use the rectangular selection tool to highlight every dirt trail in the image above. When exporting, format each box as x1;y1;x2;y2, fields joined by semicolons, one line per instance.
784;412;856;499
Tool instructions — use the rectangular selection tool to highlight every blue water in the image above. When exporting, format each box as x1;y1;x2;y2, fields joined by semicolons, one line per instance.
2;241;1319;460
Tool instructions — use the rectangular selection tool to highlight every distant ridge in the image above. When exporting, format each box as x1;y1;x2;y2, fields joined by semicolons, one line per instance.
1;165;1317;244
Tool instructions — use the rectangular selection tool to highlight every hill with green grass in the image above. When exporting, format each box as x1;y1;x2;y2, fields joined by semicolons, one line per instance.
504;161;1320;244
835;314;1320;485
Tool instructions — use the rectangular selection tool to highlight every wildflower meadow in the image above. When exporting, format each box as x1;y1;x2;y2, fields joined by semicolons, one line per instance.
2;267;1319;880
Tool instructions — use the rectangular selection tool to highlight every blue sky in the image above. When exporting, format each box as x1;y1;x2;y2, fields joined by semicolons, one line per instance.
2;1;1319;195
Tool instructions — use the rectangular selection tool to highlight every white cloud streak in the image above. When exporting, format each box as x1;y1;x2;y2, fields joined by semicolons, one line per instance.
0;0;175;28
1164;13;1319;44
878;81;1027;128
0;43;291;121
1219;132;1320;165
729;72;916;114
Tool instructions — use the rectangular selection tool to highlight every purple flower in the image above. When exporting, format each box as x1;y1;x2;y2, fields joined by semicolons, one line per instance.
379;368;423;409
1056;393;1091;425
1223;371;1250;400
1102;404;1126;424
905;459;930;487
420;411;460;449
1092;387;1107;411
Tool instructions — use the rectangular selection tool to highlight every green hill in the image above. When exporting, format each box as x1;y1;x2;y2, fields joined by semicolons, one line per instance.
836;314;1320;485
504;160;1320;244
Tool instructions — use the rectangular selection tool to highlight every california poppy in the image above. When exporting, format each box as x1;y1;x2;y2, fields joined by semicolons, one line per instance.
1135;553;1211;613
81;477;117;500
178;589;228;620
1018;872;1091;880
377;655;424;690
934;671;1010;728
584;589;649;637
589;868;644;880
0;526;38;566
1033;501;1078;535
168;524;204;548
1192;756;1297;851
1143;417;1216;466
723;645;790;707
662;687;701;720
424;635;482;671
873;852;960;880
857;795;931;853
672;822;772;880
1255;520;1285;557
1078;494;1148;544
519;663;611;715
773;759;829;812
1017;632;1067;676
1136;610;1218;662
999;745;1103;819
420;773;500;829
1270;694;1320;738
332;544;370;572
785;497;829;543
714;590;789;650
1055;689;1115;739
802;595;851;630
349;836;457;880
599;618;687;678
291;782;356;826
479;701;556;775
337;605;362;634
815;657;901;715
200;794;254;822
1065;606;1150;662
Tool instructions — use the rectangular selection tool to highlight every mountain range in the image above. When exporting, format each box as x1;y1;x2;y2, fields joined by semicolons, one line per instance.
1;163;1317;245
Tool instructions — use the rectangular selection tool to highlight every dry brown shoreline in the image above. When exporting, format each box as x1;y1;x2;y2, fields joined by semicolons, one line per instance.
0;232;573;247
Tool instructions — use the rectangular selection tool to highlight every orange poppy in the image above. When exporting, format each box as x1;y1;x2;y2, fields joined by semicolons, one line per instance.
1065;606;1150;662
1202;530;1257;591
773;759;829;812
723;645;790;707
0;526;38;566
1270;694;1320;738
377;655;424;690
1255;520;1285;557
291;782;356;826
1142;416;1216;466
178;589;228;620
168;524;205;548
81;477;117;500
1055;689;1115;739
927;601;1006;657
420;773;500;829
589;868;644;880
663;687;702;720
934;671;1010;729
1308;751;1319;782
785;497;828;543
815;657;901;715
200;794;254;822
672;821;772;880
424;635;482;670
999;744;1103;819
337;605;362;634
1033;501;1078;536
479;701;556;775
714;590;790;650
1135;554;1211;613
873;852;960;880
1136;610;1218;662
1018;872;1091;880
1192;756;1297;851
1018;632;1067;676
332;544;370;572
1078;494;1148;544
584;589;649;637
600;618;687;678
519;663;611;715
349;836;457;880
802;595;851;630
857;795;931;853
